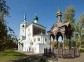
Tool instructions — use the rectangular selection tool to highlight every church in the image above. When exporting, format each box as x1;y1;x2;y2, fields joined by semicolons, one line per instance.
18;14;50;53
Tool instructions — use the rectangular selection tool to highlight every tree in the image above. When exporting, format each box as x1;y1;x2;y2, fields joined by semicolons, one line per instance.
75;13;84;48
0;0;17;51
0;0;9;50
63;6;75;49
0;0;9;17
64;6;75;31
79;13;84;27
64;6;75;24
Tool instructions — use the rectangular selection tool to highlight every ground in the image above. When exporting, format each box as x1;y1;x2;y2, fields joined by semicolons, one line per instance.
48;53;84;62
0;49;84;62
0;49;27;62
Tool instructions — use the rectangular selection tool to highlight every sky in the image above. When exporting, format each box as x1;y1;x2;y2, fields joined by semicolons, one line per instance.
5;0;84;37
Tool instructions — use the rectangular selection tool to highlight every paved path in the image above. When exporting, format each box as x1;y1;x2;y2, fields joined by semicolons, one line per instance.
48;53;84;62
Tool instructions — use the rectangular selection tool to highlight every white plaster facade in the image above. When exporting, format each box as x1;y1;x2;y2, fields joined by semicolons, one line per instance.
18;15;50;53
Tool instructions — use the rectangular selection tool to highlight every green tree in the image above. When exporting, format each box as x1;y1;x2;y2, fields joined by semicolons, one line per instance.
0;0;17;51
0;0;9;50
64;6;75;24
75;13;84;48
79;13;84;27
63;6;75;49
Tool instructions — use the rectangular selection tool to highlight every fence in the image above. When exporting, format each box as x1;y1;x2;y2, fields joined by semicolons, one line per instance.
44;48;80;58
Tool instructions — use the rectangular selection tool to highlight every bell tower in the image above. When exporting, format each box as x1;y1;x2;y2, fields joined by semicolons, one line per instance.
20;13;28;40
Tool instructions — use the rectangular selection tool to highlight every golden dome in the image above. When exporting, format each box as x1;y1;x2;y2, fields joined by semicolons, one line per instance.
56;11;62;17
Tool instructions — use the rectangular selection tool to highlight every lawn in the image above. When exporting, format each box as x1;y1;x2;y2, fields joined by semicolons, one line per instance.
0;49;84;62
0;49;27;62
80;48;84;53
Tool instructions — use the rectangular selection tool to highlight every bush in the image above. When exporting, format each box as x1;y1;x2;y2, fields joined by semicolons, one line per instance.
80;48;84;53
39;57;48;62
81;45;84;48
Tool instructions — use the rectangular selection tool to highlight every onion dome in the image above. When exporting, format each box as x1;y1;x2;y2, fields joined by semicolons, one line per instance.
33;15;38;23
56;10;62;17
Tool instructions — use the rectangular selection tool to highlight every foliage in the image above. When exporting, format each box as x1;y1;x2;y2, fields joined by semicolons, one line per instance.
63;6;75;49
64;6;75;24
63;6;84;49
0;0;9;17
0;0;17;51
79;13;84;26
75;13;84;48
80;48;84;53
39;57;48;62
50;41;56;48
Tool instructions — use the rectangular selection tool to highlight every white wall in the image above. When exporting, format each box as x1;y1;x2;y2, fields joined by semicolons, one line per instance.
33;44;39;53
39;44;47;53
33;35;50;44
18;22;50;53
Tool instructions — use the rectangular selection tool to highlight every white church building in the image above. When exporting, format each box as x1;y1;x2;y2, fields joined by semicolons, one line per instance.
18;14;50;53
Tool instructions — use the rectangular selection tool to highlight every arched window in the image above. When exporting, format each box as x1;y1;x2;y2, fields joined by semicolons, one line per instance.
38;38;40;41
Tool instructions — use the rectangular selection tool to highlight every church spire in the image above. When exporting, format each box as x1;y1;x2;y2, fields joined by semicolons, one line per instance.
24;13;26;21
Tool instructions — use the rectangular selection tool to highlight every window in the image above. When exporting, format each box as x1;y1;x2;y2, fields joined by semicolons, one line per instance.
34;38;36;42
38;38;40;41
30;42;33;45
22;25;24;27
45;38;47;41
26;25;27;27
22;36;26;40
22;30;24;32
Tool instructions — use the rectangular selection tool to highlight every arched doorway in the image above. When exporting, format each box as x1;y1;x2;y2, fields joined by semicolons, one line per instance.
56;32;63;48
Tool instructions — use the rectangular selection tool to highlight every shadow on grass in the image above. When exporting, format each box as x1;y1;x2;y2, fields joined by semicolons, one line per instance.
0;49;27;62
9;56;48;62
7;54;49;62
0;49;27;56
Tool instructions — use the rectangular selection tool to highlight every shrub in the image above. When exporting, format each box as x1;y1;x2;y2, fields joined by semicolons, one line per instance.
80;48;84;53
39;57;48;62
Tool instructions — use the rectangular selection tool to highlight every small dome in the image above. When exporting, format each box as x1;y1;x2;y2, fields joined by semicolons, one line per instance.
33;15;39;23
57;11;62;17
34;16;38;21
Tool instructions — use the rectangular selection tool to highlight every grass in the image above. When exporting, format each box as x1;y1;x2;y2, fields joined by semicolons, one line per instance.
0;49;27;62
0;48;84;62
0;49;48;62
80;48;84;53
